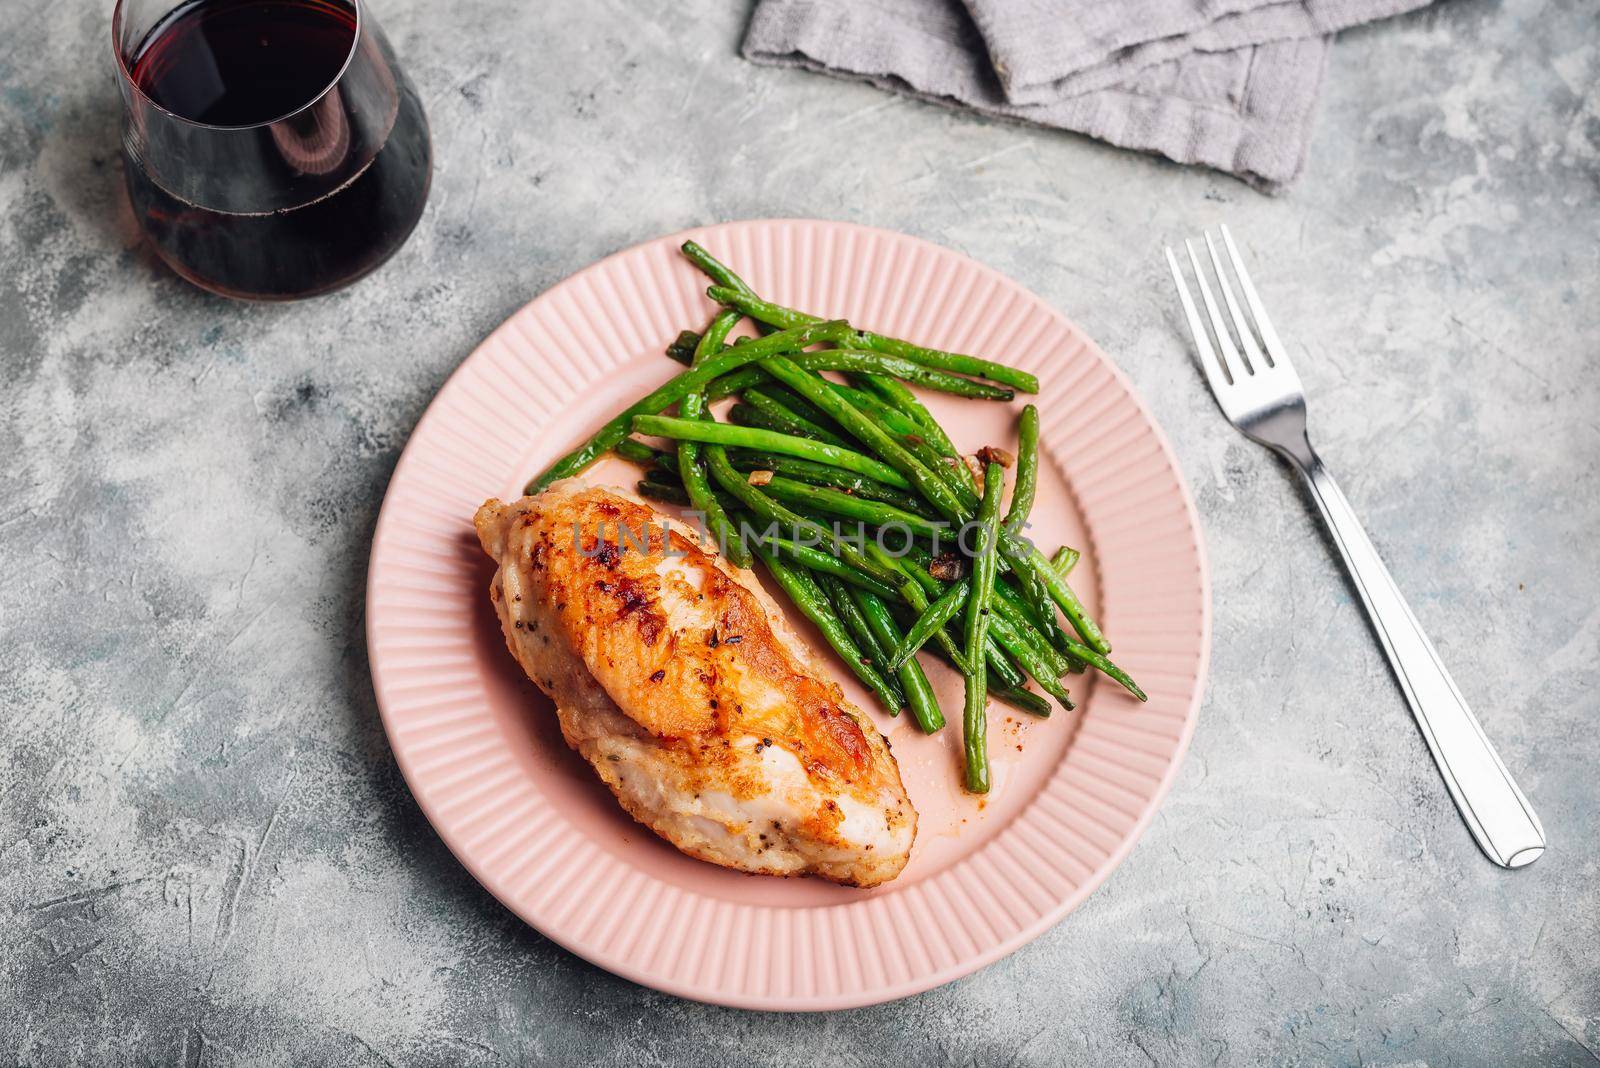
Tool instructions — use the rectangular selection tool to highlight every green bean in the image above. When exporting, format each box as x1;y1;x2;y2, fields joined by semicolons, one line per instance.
903;548;1133;697
671;326;763;357
704;366;767;401
774;434;1036;700
760;476;945;537
989;405;1072;652
666;329;701;365
938;536;1089;648
859;374;960;459
919;641;1036;709
757;383;842;431
978;584;1067;688
891;551;1027;691
935;454;984;509
743;347;1010;400
727;452;930;514
825;379;978;494
989;588;1142;702
983;634;1029;690
817;573;900;702
987;614;1071;713
527;319;853;493
703;447;902;586
1013;564;1068;654
737;389;851;447
614;437;662;464
817;391;965;507
1053;636;1146;702
634;415;914;490
632;246;1128;780
678;310;751;568
999;618;1075;686
918;603;1029;691
1043;546;1081;655
902;437;975;503
961;463;1005;793
1001;534;1110;654
704;350;1011;402
902;546;1059;665
992;686;1052;718
845;406;978;514
693;313;738;359
826;382;921;436
636;481;690;507
864;542;972;673
850;586;945;733
852;332;1038;396
681;240;757;296
643;465;679;486
897;546;955;595
760;355;970;521
885;579;969;674
992;574;1066;648
985;591;1075;684
754;546;904;714
731;402;800;437
1004;405;1040;533
705;285;1039;394
758;536;901;602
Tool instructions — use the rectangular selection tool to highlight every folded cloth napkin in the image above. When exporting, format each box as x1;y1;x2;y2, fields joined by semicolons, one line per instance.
743;0;1435;191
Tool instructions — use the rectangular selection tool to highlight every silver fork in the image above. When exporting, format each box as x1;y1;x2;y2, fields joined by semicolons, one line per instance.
1165;226;1546;869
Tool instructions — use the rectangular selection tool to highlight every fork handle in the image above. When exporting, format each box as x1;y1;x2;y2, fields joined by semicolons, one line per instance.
1282;437;1546;868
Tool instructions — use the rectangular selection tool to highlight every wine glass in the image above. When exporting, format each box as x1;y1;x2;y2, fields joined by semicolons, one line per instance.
113;0;432;300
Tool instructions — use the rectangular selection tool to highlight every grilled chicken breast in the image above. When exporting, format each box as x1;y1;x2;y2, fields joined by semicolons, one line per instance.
474;480;916;887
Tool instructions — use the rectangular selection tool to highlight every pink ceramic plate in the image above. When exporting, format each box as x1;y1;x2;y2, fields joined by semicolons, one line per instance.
366;219;1210;1010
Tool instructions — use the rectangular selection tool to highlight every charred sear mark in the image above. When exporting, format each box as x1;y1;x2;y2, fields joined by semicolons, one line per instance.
649;669;665;683
614;577;651;617
604;575;664;643
593;541;621;568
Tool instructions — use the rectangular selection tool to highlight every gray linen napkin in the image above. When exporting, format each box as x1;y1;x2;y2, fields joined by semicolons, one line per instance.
743;0;1434;190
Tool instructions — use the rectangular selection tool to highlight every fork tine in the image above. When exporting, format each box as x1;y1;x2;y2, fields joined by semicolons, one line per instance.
1183;239;1248;380
1164;245;1235;398
1219;224;1288;367
1204;231;1264;373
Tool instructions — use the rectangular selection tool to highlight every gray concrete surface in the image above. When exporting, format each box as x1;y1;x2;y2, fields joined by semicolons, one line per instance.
3;0;1597;1064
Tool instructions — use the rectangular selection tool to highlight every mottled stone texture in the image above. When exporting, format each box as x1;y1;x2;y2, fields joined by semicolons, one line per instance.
2;0;1596;1063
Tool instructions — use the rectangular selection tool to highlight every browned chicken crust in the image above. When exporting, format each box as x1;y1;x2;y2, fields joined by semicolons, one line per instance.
475;481;916;886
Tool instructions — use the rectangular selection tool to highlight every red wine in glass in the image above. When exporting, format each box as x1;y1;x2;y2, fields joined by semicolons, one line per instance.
114;0;431;300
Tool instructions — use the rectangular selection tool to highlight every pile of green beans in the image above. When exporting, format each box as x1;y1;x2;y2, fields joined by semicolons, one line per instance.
522;241;1144;793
